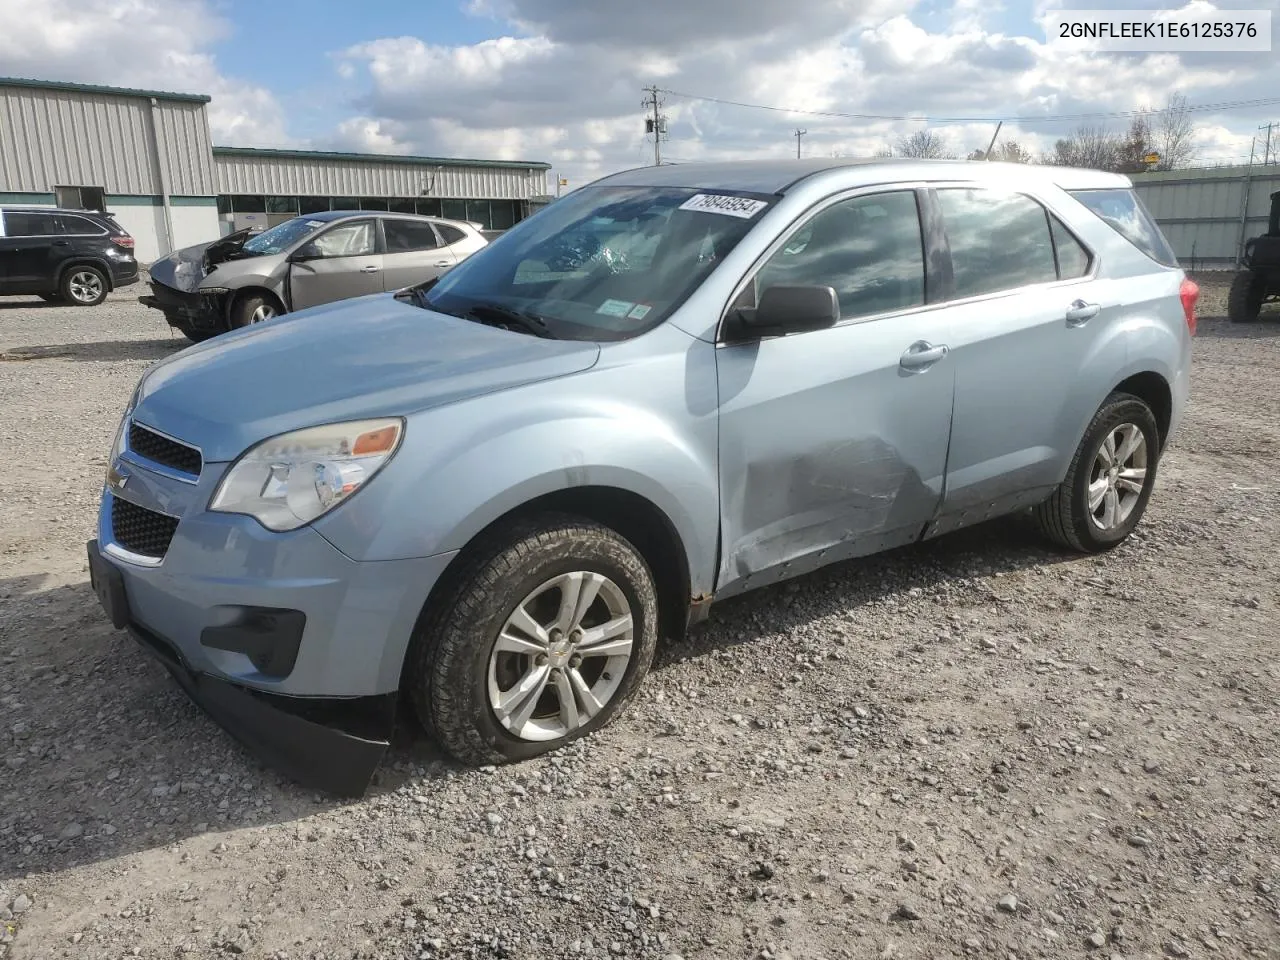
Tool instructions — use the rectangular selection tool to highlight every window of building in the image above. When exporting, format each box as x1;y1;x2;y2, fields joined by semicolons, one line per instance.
489;200;517;231
384;218;441;253
466;199;492;230
359;197;389;211
54;186;106;212
937;188;1058;299
230;195;267;214
1050;215;1091;279
267;196;299;214
331;197;359;210
299;197;330;214
748;190;926;321
217;195;232;216
415;198;442;217
388;198;416;214
441;199;467;222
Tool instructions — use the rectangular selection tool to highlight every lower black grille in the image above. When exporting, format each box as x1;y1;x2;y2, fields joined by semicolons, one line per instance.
111;496;179;560
128;422;202;477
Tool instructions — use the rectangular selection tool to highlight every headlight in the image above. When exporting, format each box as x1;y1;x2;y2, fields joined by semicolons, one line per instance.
107;383;142;479
209;418;404;531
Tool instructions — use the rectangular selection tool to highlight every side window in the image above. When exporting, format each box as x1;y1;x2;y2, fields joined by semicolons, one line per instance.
937;188;1057;299
1050;215;1091;279
54;214;106;235
384;218;440;253
750;190;926;321
310;220;376;258
436;223;467;245
5;212;56;236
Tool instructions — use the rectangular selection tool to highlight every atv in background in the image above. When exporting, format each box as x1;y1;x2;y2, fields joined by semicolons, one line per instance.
1229;190;1280;323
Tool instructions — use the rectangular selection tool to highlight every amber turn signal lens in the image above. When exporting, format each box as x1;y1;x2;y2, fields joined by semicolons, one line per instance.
353;424;400;455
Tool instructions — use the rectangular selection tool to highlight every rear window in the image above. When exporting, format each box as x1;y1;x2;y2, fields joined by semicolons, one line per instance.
1067;188;1177;267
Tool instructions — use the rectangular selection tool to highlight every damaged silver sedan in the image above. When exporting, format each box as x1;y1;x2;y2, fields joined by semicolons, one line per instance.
141;210;487;341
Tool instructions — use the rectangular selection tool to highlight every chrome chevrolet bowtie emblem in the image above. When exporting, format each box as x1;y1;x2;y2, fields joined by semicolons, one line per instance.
106;461;129;491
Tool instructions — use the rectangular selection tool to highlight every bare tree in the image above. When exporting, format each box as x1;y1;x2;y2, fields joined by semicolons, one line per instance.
1154;93;1197;170
894;129;956;159
1114;112;1155;173
873;146;895;158
1049;124;1123;170
968;140;1034;162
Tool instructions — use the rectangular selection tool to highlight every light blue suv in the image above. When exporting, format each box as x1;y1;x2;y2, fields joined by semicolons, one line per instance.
88;159;1197;795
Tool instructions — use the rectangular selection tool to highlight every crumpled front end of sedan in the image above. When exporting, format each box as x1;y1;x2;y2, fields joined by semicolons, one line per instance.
139;228;263;337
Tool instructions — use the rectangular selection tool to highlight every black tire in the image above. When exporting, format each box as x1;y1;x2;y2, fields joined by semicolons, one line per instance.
173;321;219;344
1034;392;1160;553
59;265;109;306
1227;270;1264;323
407;514;660;766
228;291;283;329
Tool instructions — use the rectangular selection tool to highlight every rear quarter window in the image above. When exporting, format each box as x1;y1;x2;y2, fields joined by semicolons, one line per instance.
1067;188;1177;267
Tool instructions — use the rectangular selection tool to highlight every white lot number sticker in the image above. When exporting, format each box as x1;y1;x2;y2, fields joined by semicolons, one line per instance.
597;298;634;317
678;193;768;219
627;303;651;320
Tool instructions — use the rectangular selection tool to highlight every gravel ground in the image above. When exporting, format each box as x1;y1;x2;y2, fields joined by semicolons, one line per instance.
1;274;1277;960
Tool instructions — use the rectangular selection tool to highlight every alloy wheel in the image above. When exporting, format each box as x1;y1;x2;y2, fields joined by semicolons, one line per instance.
69;271;104;304
1088;422;1148;532
250;303;277;323
487;571;634;742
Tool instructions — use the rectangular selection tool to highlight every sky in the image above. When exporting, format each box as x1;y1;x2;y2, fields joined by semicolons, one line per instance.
0;0;1277;189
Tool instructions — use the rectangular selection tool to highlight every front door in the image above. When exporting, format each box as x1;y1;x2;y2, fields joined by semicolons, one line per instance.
288;218;384;311
0;210;58;291
381;216;454;290
926;185;1103;534
715;188;956;594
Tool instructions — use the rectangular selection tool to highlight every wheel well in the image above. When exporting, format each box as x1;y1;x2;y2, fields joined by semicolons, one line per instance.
227;286;285;323
1114;372;1172;449
437;487;693;645
57;259;113;291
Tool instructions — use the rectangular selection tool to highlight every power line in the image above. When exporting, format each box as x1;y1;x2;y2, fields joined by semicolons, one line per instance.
656;88;1280;126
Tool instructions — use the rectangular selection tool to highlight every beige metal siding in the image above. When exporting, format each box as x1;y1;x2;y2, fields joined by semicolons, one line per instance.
0;85;215;196
214;154;548;200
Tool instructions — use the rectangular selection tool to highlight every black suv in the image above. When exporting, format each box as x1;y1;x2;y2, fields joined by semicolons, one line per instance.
0;206;139;306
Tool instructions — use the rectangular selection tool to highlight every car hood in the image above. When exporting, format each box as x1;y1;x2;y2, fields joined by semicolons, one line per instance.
148;230;273;292
131;294;601;462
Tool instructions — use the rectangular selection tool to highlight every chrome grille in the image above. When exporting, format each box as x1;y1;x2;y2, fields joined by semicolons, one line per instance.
128;422;202;477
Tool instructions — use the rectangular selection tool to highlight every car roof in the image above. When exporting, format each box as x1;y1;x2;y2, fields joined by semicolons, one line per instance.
590;158;1132;195
0;205;116;216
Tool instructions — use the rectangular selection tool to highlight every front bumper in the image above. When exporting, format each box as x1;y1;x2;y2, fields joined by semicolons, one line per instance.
139;280;226;332
91;538;397;796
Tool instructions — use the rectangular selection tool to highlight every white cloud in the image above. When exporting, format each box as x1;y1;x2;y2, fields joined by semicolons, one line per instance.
0;0;294;146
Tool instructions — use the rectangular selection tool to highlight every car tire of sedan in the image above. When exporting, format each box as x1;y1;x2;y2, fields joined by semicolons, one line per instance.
229;293;282;329
408;514;660;766
1034;391;1160;553
174;321;219;344
60;266;108;306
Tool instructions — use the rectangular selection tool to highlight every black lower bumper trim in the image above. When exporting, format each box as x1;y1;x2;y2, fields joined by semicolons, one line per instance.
128;621;395;797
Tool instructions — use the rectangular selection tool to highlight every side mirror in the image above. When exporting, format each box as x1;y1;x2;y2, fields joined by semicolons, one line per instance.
289;242;320;263
727;284;840;340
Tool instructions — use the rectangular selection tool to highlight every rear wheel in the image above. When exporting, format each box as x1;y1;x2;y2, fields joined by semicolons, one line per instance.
229;292;283;330
1227;270;1265;323
407;515;660;766
60;266;108;306
1034;392;1160;553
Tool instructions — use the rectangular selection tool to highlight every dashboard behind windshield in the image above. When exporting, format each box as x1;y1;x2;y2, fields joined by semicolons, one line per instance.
421;185;775;340
241;217;327;256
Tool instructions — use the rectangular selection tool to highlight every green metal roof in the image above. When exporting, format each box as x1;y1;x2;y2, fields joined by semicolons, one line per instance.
211;146;551;171
0;76;211;104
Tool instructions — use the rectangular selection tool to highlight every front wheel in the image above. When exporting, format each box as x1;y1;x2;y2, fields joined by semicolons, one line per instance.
172;321;219;343
1034;392;1160;553
229;292;282;329
408;515;660;766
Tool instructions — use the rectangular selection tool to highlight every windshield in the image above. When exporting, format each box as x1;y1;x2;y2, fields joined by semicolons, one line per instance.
417;185;775;340
241;217;327;256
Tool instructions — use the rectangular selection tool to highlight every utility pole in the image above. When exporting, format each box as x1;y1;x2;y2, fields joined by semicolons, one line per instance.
642;86;666;166
983;121;1004;160
1263;122;1275;165
794;129;807;158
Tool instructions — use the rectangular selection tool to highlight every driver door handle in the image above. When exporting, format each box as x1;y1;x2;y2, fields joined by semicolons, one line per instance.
899;340;949;371
359;264;380;273
1065;299;1100;326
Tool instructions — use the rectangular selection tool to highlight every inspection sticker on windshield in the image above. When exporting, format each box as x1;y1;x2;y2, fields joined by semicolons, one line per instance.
678;193;768;219
627;303;652;320
305;220;325;228
597;298;635;317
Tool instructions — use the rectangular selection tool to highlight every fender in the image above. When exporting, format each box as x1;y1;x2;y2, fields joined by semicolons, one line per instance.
313;353;722;598
56;255;115;290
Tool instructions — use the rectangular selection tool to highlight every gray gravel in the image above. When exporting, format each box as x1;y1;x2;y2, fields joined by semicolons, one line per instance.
1;274;1278;959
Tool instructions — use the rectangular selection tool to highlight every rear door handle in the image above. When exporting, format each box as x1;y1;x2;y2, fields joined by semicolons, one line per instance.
52;240;70;247
900;340;949;371
432;260;452;267
1065;299;1100;325
360;265;380;273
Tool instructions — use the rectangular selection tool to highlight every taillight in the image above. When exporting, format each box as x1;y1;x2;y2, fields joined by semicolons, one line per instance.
112;235;135;250
1179;277;1199;336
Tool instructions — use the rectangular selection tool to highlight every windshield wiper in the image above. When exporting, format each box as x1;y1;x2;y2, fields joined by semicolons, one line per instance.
453;301;556;339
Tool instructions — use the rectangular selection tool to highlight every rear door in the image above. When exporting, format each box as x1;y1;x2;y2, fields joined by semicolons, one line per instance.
0;211;59;291
381;217;454;289
926;184;1102;535
287;217;384;310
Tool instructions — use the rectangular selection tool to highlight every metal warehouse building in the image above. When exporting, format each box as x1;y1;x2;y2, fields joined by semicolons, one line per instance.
0;77;552;263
